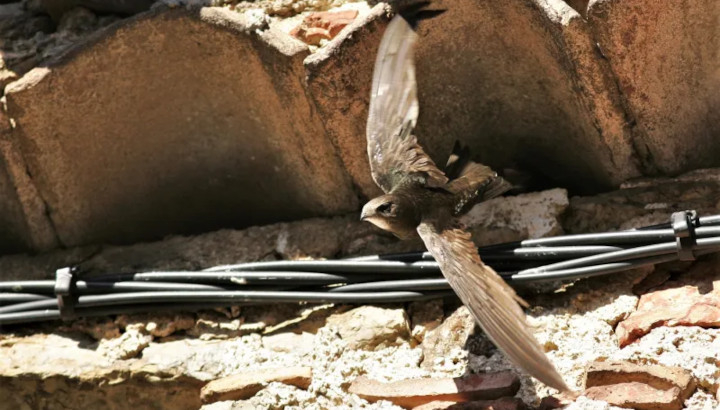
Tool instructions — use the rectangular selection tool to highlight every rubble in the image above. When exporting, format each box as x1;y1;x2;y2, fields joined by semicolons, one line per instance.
420;306;484;370
616;255;720;346
115;312;196;338
97;325;153;360
408;298;444;344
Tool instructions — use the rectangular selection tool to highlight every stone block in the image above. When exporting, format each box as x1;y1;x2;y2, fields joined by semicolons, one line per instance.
3;6;358;248
349;371;520;409
588;0;720;176
306;1;640;198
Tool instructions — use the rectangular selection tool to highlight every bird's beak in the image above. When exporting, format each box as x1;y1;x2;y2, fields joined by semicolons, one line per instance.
360;205;372;221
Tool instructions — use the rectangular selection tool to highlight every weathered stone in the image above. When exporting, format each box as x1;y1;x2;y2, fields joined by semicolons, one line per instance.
290;10;358;45
200;366;312;404
413;398;527;410
585;383;679;410
409;298;444;344
583;361;696;410
1;1;115;89
57;6;97;33
3;5;357;249
587;0;720;177
325;305;410;350
421;306;485;370
115;312;195;338
585;361;695;392
0;103;57;254
97;325;152;360
306;1;639;198
0;333;204;409
616;255;720;346
0;137;31;253
187;314;246;340
32;0;154;21
262;331;315;354
564;168;720;234
461;188;569;246
349;371;520;408
66;317;122;340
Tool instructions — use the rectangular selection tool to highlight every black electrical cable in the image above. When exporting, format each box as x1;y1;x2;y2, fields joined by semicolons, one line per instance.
0;289;449;315
510;254;679;283
352;245;626;263
202;260;442;274
88;268;443;284
520;226;720;247
0;293;52;305
519;238;720;275
1;210;718;326
0;302;256;325
328;278;450;293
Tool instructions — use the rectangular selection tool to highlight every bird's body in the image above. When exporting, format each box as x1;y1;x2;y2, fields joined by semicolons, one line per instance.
361;11;570;392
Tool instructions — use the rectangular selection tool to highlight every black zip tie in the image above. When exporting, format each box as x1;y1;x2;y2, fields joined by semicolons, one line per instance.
672;210;699;261
55;267;77;320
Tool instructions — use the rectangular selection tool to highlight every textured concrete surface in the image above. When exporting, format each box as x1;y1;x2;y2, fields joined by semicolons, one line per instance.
3;5;358;248
307;0;640;199
564;168;720;234
0;104;58;254
2;1;720;254
588;0;720;176
0;109;32;254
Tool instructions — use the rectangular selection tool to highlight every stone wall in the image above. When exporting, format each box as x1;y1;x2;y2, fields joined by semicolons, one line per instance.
1;0;719;255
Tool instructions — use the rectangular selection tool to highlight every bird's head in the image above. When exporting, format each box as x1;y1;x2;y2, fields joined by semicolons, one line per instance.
360;194;418;238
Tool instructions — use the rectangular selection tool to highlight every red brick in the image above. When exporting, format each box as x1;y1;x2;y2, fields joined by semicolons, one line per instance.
349;372;520;409
290;10;358;46
583;361;696;410
616;259;720;346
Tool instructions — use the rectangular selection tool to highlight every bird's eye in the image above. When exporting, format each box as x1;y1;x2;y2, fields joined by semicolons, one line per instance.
377;202;394;215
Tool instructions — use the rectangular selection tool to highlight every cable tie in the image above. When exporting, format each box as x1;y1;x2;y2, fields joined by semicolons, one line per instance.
55;267;77;320
671;210;699;261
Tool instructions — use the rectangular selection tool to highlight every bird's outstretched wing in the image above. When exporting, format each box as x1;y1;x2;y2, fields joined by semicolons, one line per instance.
443;142;513;215
366;15;447;193
417;221;569;392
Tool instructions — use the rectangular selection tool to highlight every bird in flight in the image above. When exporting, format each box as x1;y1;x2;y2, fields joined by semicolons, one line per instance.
360;12;569;392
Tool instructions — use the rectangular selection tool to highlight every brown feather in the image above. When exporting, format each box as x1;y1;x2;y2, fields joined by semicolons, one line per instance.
445;161;511;215
366;15;447;193
417;221;569;392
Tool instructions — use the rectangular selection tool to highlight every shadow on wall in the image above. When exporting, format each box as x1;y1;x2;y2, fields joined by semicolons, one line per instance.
1;0;719;256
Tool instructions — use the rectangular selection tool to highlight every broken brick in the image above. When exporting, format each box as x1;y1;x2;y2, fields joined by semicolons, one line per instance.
616;258;720;346
348;372;520;409
583;361;696;410
290;10;358;46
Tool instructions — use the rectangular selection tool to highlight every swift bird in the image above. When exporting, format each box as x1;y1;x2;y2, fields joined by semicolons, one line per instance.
360;13;569;392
